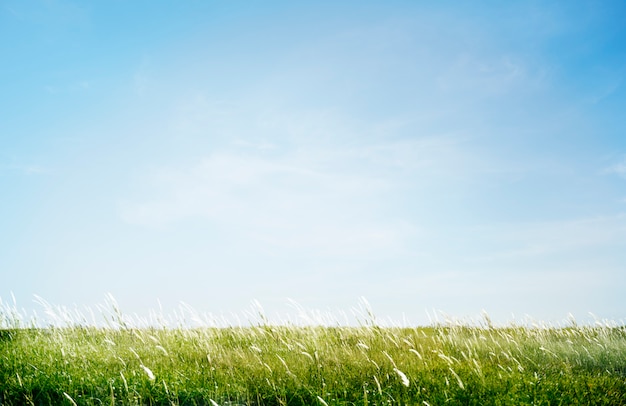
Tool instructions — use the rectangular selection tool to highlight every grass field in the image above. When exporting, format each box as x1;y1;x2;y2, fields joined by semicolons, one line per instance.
1;300;625;405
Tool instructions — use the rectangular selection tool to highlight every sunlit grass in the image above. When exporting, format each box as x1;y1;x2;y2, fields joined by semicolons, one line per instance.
1;297;625;405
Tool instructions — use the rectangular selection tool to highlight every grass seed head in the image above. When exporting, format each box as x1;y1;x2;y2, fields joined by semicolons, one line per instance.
141;364;155;381
317;395;330;406
394;368;410;387
63;392;78;406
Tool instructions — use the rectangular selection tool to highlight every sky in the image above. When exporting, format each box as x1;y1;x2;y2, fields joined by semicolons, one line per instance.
1;0;626;326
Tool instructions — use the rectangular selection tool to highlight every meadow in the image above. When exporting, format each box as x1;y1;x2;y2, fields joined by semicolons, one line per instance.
1;299;625;405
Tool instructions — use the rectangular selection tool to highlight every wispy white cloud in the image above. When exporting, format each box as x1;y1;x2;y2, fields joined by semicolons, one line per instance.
119;148;416;259
589;77;623;105
120;86;481;222
605;157;626;178
1;163;49;175
462;214;626;263
117;88;484;261
437;53;538;96
44;80;91;94
2;0;90;27
21;164;48;174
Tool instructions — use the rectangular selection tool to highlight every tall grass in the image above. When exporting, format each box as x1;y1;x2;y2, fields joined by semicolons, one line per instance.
1;296;625;405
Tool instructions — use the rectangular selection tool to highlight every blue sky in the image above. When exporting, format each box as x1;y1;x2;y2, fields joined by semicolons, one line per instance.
1;0;626;325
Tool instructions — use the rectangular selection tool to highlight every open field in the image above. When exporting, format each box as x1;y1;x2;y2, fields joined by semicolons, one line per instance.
2;308;626;406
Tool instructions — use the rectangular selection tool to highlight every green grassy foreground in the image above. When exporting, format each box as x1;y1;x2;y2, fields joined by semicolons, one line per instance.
1;322;626;405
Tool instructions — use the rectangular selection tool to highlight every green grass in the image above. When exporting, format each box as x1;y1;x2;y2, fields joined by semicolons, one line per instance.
2;318;626;405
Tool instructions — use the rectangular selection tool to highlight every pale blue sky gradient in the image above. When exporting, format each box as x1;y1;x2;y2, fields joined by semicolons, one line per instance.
2;0;626;325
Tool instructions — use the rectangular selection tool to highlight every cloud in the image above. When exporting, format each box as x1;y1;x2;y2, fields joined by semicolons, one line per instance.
461;214;626;264
437;53;535;96
589;77;623;105
2;0;90;28
21;165;48;174
115;78;525;263
119;148;416;259
605;157;626;178
44;80;91;94
1;163;49;175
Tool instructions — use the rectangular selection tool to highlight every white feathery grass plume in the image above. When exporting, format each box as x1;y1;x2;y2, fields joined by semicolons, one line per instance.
356;342;369;350
409;348;422;359
449;367;464;389
317;396;329;406
141;364;155;381
209;400;220;406
373;375;382;395
276;354;290;372
383;350;397;368
155;345;168;356
120;371;128;393
63;392;78;406
394;368;410;387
